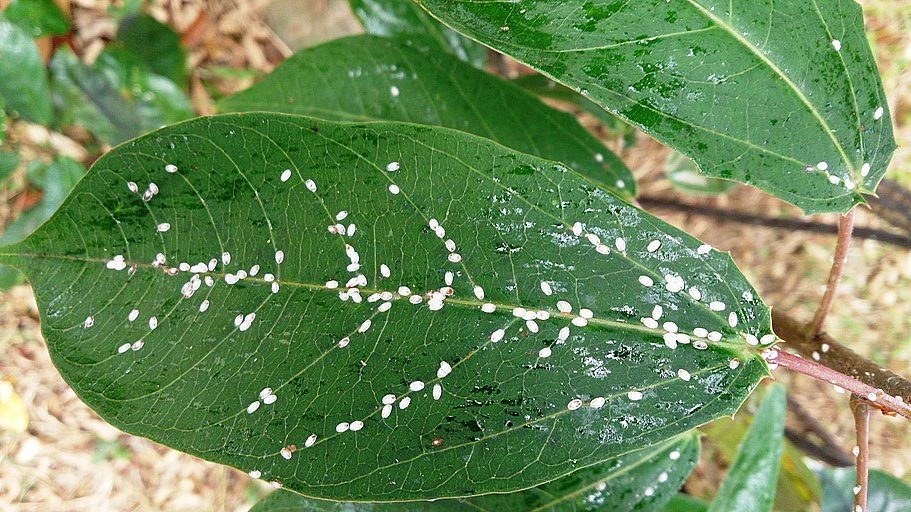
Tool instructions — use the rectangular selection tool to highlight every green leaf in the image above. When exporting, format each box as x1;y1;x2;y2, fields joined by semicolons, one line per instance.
116;14;188;87
3;0;69;38
708;383;786;512
665;151;735;197
699;402;821;511
701;399;820;511
0;16;53;124
661;494;709;512
253;434;699;511
0;155;84;290
415;0;896;214
0;151;19;181
218;35;635;196
349;0;486;68
819;468;911;512
49;47;193;145
510;73;638;147
1;113;772;501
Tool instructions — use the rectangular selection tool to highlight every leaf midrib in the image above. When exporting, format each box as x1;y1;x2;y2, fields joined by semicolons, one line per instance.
422;0;861;183
683;0;855;178
1;250;751;351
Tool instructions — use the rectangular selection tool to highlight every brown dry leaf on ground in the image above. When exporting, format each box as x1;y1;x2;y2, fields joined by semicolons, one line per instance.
1;0;910;510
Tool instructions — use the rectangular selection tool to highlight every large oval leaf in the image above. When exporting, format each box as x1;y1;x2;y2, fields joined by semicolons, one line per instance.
0;113;771;501
252;433;700;511
349;0;486;68
218;35;635;196
415;0;896;214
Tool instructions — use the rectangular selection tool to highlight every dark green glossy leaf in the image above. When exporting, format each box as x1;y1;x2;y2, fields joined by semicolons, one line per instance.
49;47;193;145
510;73;638;148
0;156;84;290
708;383;785;512
4;0;68;37
665;151;735;197
253;434;699;511
218;35;634;196
661;494;709;512
0;16;52;124
116;14;187;87
1;113;772;501
819;468;911;512
349;0;485;68
416;0;895;214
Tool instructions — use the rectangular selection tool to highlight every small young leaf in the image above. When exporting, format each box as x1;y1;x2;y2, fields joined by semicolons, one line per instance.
415;0;896;214
819;467;911;512
0;17;53;124
116;14;188;87
666;151;735;197
219;35;634;196
49;47;193;144
708;383;786;512
3;0;68;38
349;0;486;68
661;494;709;512
1;113;772;501
252;434;699;511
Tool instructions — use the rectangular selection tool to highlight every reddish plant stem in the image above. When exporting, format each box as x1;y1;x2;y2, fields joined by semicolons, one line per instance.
770;349;911;420
809;208;856;337
851;396;870;512
771;310;911;404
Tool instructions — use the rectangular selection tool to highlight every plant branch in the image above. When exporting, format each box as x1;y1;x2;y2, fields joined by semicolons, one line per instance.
783;427;853;467
851;396;870;512
637;196;911;249
809;208;856;336
771;309;911;405
769;349;911;420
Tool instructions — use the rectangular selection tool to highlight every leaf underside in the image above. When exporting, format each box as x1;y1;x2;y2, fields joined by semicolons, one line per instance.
416;0;896;214
218;35;635;196
3;113;771;501
252;433;700;511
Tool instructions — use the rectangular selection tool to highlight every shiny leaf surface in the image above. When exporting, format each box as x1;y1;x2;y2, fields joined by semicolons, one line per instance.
708;383;786;512
349;0;486;68
219;35;634;196
1;113;771;500
416;0;896;213
0;16;52;124
252;434;699;511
